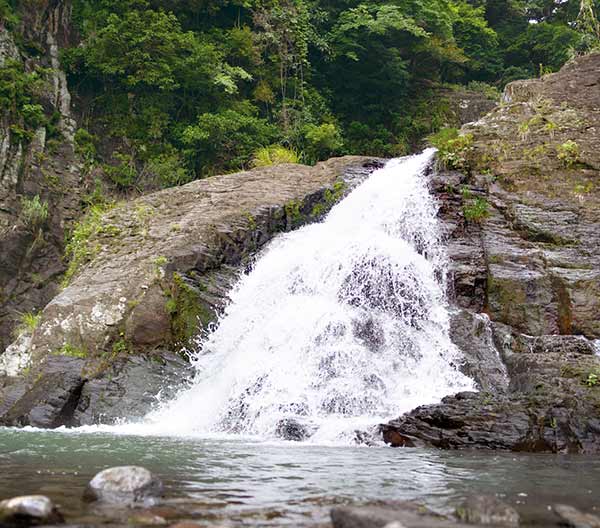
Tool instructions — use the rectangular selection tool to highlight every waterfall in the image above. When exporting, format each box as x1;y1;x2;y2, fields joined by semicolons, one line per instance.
131;149;475;442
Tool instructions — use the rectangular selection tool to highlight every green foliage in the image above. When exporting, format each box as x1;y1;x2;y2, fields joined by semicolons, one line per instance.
14;311;42;338
0;0;19;29
429;128;475;171
146;150;192;188
56;343;88;359
466;81;501;100
557;140;581;167
74;128;97;163
62;202;115;286
181;105;277;174
586;372;599;387
56;0;600;181
302;124;344;163
463;194;490;222
104;153;137;189
20;195;49;231
0;60;48;142
252;145;300;168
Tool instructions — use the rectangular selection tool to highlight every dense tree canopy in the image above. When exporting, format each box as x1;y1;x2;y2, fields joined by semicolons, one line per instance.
6;0;599;187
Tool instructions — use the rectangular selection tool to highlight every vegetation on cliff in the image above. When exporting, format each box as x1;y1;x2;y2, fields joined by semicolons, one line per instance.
4;0;598;192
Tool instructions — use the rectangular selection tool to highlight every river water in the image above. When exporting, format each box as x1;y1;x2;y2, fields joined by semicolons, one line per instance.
1;428;600;526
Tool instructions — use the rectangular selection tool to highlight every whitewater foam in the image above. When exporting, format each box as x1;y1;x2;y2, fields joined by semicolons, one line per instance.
86;149;476;443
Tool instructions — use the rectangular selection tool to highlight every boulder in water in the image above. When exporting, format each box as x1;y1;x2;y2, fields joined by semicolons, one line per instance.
0;495;63;525
455;495;520;526
275;418;311;441
84;466;164;505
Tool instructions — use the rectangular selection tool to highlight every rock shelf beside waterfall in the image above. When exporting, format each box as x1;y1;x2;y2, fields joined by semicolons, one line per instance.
382;52;600;453
0;157;381;428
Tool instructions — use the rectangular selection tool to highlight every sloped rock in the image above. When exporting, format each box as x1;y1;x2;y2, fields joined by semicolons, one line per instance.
0;157;381;427
449;310;509;392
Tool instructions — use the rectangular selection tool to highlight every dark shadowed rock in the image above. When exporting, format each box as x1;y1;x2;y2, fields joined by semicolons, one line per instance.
455;495;520;526
275;418;311;441
84;466;164;505
552;504;600;528
0;495;64;525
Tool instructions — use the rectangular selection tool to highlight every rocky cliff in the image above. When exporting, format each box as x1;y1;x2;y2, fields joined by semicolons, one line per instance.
0;0;83;352
383;52;600;453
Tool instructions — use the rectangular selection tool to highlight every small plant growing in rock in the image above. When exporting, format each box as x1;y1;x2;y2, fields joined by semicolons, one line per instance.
463;197;489;222
428;128;475;173
56;343;87;358
20;195;48;232
557;140;580;167
586;372;598;387
13;311;41;337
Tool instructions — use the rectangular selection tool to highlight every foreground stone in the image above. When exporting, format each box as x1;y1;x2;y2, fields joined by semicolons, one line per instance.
84;466;164;505
0;495;63;525
331;503;484;528
455;496;520;526
552;504;600;528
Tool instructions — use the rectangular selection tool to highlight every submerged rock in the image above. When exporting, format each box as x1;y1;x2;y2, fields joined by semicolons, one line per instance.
331;502;481;528
0;495;63;525
552;504;600;528
84;466;164;505
455;495;520;526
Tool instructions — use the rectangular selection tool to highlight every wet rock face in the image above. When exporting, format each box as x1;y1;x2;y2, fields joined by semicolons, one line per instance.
0;1;83;352
84;466;164;505
275;418;312;441
0;495;64;525
383;54;600;454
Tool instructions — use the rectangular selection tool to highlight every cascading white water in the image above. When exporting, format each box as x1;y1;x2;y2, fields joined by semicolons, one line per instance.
130;149;475;442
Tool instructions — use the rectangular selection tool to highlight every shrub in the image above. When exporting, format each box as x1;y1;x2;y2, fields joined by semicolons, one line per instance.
557;140;580;167
428;128;475;172
74;128;97;163
252;145;300;168
461;187;489;222
104;152;137;189
146;151;192;188
302;123;343;163
20;195;48;231
466;81;501;101
463;196;489;222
